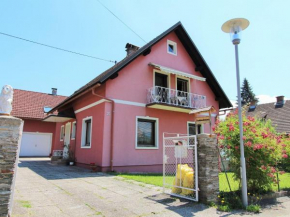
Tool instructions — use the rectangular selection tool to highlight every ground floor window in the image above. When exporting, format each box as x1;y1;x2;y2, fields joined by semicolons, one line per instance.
187;122;203;135
81;117;92;148
136;117;159;149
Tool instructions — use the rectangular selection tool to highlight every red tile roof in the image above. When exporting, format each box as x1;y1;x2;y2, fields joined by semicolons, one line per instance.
11;89;67;120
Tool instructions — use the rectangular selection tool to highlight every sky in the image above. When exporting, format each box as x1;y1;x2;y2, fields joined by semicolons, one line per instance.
1;0;289;105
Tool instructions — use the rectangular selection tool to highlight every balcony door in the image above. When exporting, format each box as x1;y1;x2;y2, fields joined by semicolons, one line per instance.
177;78;189;106
177;78;188;93
155;72;168;103
155;72;168;88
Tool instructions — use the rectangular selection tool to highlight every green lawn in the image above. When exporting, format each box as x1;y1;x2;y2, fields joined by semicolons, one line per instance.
115;172;290;192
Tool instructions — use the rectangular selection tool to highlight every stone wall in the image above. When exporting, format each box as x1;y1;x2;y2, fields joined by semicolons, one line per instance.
0;116;23;217
197;133;219;203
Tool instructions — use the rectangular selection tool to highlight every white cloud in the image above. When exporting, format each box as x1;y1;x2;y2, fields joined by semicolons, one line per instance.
256;95;289;104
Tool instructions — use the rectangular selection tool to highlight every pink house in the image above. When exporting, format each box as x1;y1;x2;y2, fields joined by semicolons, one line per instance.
11;88;67;157
46;22;231;172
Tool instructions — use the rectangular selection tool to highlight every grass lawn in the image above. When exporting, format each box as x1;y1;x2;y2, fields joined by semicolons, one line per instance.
115;172;290;192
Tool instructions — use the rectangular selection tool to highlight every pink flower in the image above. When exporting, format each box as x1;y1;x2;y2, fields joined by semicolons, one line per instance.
251;129;257;133
282;154;288;159
219;145;224;149
229;124;235;131
247;116;255;122
279;171;286;175
235;146;239;150
254;144;263;150
212;126;216;132
242;136;246;140
227;145;231;149
261;165;267;170
271;167;276;173
282;144;286;147
245;141;252;147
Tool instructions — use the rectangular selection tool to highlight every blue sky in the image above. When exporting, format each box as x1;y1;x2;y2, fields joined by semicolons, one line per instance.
1;1;288;105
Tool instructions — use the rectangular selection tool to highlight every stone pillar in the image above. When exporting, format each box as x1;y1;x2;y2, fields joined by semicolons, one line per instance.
0;116;23;217
197;133;219;203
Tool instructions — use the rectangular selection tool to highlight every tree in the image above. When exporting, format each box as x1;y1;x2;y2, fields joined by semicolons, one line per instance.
239;78;258;106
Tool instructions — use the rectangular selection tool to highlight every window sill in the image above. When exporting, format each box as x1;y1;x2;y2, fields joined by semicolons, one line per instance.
167;51;177;56
135;147;159;150
81;146;91;149
71;138;75;140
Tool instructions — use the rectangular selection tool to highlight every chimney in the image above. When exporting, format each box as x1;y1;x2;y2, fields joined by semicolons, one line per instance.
51;88;57;96
125;43;139;56
276;95;284;103
250;99;258;106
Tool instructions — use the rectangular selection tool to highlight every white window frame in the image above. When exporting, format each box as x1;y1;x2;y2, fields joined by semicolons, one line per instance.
175;75;191;93
187;121;204;135
135;116;159;150
60;125;65;141
167;40;177;56
71;121;76;140
81;117;93;148
153;69;171;89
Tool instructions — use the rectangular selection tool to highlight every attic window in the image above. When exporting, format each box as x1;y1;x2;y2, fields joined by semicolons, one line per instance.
167;40;177;55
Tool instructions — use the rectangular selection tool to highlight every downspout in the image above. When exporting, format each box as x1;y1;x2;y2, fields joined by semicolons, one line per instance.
92;88;115;172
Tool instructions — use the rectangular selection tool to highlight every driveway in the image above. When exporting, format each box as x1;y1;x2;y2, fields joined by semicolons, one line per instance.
12;158;290;217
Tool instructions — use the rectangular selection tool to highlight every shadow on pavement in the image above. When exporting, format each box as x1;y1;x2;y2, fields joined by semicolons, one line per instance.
18;158;110;180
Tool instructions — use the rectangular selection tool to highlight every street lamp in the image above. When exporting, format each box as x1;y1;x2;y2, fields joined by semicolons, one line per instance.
222;18;250;207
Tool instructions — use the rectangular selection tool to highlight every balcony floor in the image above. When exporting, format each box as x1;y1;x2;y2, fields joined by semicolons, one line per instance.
146;102;193;113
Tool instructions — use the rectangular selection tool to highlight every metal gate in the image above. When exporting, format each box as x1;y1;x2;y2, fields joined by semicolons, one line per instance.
163;133;198;201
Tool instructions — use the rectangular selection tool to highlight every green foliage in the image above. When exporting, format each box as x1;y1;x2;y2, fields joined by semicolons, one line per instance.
214;108;289;192
246;204;260;213
240;78;258;106
218;192;243;210
208;202;217;208
218;205;231;212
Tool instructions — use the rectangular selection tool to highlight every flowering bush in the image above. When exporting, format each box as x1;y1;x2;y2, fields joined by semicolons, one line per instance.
214;108;288;192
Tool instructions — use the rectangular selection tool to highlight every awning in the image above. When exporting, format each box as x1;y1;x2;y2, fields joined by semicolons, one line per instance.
149;62;206;81
43;115;74;122
189;106;216;115
44;107;76;122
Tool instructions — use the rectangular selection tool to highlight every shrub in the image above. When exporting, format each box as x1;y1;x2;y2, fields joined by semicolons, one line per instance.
214;108;288;192
246;204;260;213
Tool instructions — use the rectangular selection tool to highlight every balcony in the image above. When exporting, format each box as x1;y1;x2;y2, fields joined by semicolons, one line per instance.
147;86;206;112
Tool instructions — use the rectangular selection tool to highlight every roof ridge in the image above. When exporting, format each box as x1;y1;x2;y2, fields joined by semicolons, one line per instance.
14;88;67;97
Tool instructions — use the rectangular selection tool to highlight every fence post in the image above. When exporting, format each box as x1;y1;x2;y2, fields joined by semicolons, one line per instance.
197;133;219;203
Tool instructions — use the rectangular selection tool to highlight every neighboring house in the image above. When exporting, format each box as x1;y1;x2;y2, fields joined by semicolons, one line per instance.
46;22;232;172
11;88;67;157
247;96;290;135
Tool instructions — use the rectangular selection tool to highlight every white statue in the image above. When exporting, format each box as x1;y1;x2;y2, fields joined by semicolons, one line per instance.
0;85;13;115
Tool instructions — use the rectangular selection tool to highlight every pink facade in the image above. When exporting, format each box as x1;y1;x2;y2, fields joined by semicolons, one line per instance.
52;29;228;172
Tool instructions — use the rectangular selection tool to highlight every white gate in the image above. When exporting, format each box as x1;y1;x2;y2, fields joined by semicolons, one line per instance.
163;133;198;201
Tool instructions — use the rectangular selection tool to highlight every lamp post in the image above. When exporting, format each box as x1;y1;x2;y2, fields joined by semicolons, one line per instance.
222;18;250;207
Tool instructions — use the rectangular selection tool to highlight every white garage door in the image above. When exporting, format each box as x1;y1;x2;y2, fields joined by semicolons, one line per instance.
20;132;52;157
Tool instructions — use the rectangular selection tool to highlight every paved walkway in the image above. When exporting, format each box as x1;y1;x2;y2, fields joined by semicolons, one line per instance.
12;158;290;217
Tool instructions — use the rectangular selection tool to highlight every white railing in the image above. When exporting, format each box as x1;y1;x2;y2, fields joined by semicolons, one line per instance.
52;150;63;157
147;86;206;109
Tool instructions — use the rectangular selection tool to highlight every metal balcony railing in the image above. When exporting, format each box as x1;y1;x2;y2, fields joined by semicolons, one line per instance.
147;86;206;109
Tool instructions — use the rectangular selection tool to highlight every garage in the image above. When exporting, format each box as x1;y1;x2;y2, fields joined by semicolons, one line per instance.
20;132;52;157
